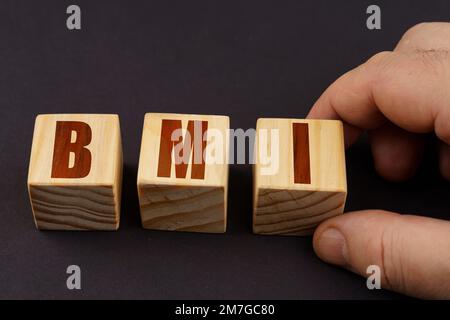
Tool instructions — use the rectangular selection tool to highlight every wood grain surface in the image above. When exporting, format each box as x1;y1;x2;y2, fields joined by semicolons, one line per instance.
139;185;225;233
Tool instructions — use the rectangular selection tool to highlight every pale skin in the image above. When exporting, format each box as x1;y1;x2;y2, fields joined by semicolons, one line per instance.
308;22;450;299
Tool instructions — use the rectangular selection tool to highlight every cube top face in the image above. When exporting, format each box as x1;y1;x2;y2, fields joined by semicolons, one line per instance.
254;118;347;193
137;113;230;188
28;114;121;187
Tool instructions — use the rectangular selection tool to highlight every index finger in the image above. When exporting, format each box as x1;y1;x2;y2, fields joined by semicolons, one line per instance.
307;51;450;146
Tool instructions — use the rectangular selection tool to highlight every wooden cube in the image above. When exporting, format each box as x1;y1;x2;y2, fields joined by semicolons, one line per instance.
137;113;229;233
253;119;347;236
27;114;123;230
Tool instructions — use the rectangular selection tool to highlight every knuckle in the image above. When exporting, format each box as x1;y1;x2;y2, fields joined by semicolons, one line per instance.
378;220;407;292
364;51;398;85
398;22;450;52
358;211;408;292
401;22;447;43
404;22;434;36
366;51;393;65
365;51;399;90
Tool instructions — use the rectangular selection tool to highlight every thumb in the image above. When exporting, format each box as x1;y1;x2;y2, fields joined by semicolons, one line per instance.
313;210;450;299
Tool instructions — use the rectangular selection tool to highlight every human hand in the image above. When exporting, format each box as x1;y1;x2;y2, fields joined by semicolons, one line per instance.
307;22;450;299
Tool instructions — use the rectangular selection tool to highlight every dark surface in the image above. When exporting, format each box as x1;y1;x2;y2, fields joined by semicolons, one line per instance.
0;0;449;299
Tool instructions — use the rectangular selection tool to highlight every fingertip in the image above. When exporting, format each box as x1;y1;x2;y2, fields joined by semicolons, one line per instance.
372;150;419;182
307;101;363;148
438;141;450;181
370;124;425;182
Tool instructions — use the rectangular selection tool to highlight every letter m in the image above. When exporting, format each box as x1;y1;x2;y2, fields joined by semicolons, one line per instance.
157;119;208;179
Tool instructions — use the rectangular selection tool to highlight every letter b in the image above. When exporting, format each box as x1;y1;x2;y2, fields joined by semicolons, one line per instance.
51;121;92;178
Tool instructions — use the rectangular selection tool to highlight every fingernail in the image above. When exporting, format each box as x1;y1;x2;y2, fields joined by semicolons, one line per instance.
316;228;348;267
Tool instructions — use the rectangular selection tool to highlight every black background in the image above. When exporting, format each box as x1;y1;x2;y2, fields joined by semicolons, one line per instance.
0;0;449;299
